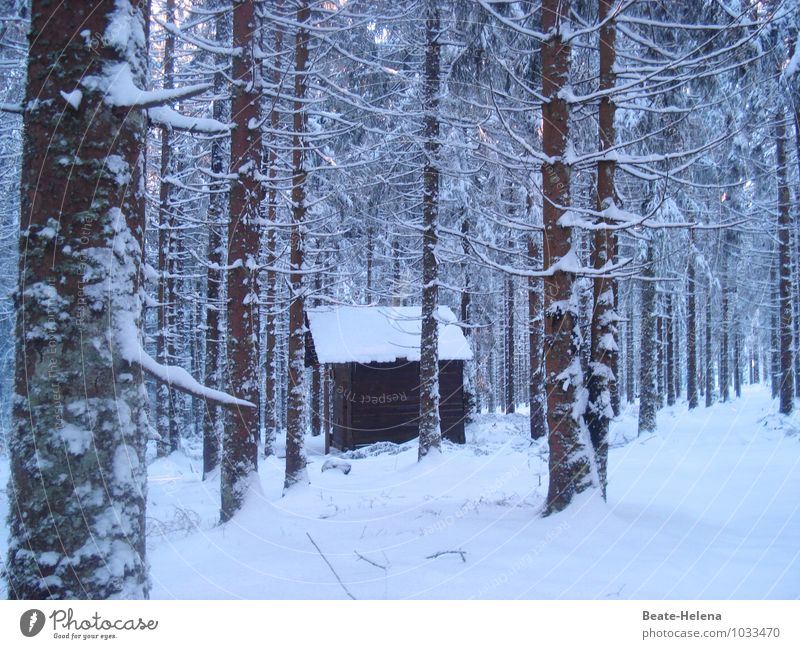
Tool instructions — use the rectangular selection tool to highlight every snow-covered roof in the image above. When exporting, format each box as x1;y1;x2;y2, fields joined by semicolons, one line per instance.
307;305;473;364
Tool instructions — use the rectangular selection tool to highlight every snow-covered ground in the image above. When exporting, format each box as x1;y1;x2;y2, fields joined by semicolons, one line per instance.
1;384;798;599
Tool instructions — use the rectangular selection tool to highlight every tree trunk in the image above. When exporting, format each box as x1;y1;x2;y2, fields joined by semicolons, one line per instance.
310;275;322;437
720;250;730;403
156;0;178;457
794;211;800;397
585;0;618;499
7;0;150;598
793;215;800;397
461;214;477;422
542;0;592;513
222;0;262;521
733;330;742;398
487;345;496;414
418;0;442;461
203;6;230;479
323;366;331;447
775;114;795;415
284;0;310;490
528;234;546;439
792;107;800;398
505;242;516;414
638;246;658;435
366;227;374;301
666;294;676;406
674;309;682;399
686;235;698;409
626;301;635;404
610;287;621;417
263;0;283;458
705;281;714;408
392;236;403;306
656;309;665;408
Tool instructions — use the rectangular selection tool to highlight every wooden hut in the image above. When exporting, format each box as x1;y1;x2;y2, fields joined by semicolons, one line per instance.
306;306;472;452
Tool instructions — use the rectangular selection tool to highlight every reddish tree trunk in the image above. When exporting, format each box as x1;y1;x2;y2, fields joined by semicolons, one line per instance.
221;0;262;521
284;0;310;490
528;233;546;439
586;0;618;498
7;0;150;598
542;0;592;513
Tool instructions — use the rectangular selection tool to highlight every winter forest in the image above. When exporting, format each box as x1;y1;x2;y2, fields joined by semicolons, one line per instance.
0;0;798;601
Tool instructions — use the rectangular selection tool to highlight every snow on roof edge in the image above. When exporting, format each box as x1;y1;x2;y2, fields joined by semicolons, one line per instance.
307;305;473;365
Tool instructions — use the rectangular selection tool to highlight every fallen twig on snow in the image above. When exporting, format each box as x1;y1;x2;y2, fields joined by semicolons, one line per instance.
307;532;356;600
355;551;388;571
426;549;467;563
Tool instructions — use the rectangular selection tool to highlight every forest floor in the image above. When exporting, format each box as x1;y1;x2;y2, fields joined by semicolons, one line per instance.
1;383;798;599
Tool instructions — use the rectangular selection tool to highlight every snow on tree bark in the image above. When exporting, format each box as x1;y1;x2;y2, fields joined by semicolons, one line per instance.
203;6;231;479
720;232;732;403
284;0;310;491
461;214;477;423
638;245;658;436
156;0;179;458
310;276;322;437
542;0;594;514
586;0;618;500
505;234;516;414
794;203;800;397
626;301;635;404
686;233;698;409
666;293;676;407
528;233;546;440
610;288;621;418
775;113;795;415
7;0;151;599
733;329;742;398
705;277;714;408
221;0;262;521
656;309;665;408
418;0;442;461
262;0;283;458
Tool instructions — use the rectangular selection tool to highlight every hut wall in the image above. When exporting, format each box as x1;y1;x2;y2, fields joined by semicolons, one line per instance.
328;360;465;450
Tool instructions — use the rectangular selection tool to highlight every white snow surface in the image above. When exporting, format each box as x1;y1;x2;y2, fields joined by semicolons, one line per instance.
148;106;230;134
83;61;209;109
307;305;473;364
59;89;83;110
1;385;797;599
